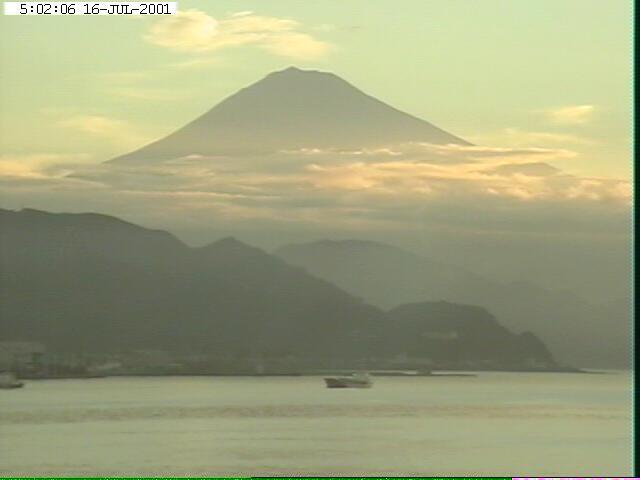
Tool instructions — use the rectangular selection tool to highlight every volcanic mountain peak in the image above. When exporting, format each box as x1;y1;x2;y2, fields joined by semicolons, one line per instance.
266;65;338;78
226;66;354;96
110;67;470;164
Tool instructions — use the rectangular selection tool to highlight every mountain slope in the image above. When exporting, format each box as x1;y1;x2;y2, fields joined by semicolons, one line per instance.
275;239;482;307
0;209;557;370
110;67;469;164
0;209;384;358
386;301;555;370
275;239;630;367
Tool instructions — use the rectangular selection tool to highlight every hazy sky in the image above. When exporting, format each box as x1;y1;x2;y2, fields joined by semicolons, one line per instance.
0;0;631;176
0;1;632;300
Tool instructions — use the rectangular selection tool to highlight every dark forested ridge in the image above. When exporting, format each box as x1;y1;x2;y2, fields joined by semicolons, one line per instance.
0;208;558;371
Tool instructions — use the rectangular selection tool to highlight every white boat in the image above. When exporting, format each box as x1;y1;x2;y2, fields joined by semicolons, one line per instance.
0;371;24;389
324;372;372;388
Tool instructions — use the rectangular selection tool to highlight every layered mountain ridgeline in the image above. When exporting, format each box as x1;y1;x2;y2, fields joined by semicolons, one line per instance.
0;208;558;372
275;240;630;368
109;66;469;164
385;302;556;371
0;208;384;361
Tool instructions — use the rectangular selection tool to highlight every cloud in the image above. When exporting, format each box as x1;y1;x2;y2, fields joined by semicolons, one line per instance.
303;158;629;203
542;105;596;125
144;10;332;60
0;153;92;180
56;115;151;149
281;142;578;164
484;162;560;177
1;140;629;239
260;32;332;60
57;142;627;210
230;11;254;18
145;9;219;51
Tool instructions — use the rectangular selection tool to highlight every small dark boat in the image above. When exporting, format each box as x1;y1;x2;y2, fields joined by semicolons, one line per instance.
324;373;372;388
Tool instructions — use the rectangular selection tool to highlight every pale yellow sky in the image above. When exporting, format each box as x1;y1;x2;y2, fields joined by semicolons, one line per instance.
0;0;632;179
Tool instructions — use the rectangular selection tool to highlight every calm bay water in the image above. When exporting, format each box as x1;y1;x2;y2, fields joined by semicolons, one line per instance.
0;372;632;477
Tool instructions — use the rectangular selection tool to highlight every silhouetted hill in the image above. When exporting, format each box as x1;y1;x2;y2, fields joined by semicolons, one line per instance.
275;240;629;368
275;239;480;307
110;67;469;163
1;209;558;371
0;209;383;358
386;302;555;370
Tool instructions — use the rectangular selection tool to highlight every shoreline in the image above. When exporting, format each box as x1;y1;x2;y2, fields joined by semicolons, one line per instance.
18;367;615;380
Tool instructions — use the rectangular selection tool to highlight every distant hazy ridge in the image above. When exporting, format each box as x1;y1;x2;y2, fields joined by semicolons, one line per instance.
0;208;555;371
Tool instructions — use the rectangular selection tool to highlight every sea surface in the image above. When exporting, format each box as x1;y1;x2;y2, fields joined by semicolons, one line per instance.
0;372;632;477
